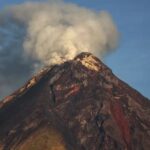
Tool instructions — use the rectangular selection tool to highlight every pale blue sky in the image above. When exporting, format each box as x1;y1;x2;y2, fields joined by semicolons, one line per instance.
0;0;150;98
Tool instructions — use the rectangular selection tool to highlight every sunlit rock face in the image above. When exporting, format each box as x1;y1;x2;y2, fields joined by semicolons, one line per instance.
0;52;150;150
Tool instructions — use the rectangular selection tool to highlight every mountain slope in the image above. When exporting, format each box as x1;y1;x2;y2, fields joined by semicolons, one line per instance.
0;52;150;150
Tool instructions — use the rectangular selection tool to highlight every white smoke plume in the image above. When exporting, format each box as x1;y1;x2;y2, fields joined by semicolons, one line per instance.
0;1;118;99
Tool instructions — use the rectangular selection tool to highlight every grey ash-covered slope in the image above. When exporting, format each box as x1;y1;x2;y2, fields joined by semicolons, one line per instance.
0;52;150;150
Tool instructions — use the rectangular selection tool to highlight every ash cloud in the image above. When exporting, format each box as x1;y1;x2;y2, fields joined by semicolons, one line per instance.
0;1;118;99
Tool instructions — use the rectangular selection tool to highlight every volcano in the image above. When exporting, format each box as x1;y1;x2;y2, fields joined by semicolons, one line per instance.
0;52;150;150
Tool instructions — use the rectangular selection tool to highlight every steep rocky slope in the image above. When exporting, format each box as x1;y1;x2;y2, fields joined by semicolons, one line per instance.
0;52;150;150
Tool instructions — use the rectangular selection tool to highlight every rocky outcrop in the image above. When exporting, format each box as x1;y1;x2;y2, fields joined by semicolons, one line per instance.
0;52;150;150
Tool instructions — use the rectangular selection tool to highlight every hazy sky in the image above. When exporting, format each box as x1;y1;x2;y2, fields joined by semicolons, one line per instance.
0;0;150;98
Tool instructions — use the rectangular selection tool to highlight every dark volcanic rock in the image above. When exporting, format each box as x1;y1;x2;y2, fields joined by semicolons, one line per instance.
0;52;150;150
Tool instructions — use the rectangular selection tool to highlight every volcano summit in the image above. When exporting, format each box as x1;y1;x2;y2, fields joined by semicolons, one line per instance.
0;53;150;150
